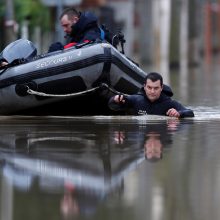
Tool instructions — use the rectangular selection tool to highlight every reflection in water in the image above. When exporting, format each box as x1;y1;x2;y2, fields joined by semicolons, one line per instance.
0;116;185;219
144;119;180;161
6;114;220;220
60;183;79;218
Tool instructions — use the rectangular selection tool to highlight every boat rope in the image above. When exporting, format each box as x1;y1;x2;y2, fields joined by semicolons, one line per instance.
26;86;101;97
26;83;128;98
101;83;129;96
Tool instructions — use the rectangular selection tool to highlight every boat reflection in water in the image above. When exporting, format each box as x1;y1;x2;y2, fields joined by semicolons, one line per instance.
0;116;187;218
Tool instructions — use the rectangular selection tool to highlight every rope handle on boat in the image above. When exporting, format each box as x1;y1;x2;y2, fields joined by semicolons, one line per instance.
26;86;101;97
25;83;128;98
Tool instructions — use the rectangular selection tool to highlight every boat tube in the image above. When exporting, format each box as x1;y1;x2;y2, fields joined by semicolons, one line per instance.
0;39;173;115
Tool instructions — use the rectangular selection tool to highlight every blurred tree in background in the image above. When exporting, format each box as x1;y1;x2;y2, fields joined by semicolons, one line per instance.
14;0;50;30
0;0;50;50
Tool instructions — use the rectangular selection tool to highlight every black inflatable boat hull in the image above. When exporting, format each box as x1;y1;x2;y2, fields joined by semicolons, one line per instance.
0;43;147;115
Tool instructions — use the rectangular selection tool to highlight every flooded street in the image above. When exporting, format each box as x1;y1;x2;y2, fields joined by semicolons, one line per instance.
1;59;220;220
1;0;219;219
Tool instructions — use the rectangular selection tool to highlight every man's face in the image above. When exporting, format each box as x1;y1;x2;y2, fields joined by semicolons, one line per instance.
60;15;79;34
144;79;163;102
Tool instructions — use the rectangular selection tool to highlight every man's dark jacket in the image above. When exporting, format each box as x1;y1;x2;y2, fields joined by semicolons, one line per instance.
67;11;101;44
48;11;101;52
108;88;194;118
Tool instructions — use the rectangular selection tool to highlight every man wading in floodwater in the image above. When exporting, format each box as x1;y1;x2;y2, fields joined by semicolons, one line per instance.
108;72;194;118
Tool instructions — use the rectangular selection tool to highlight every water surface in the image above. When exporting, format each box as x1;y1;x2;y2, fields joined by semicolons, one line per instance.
0;113;219;220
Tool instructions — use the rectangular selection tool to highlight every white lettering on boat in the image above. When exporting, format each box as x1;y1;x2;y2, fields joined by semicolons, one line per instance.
36;50;82;69
68;55;74;60
36;56;69;69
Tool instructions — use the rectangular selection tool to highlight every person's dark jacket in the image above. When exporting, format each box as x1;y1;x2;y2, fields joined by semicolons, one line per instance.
48;11;101;52
108;88;194;118
67;11;101;44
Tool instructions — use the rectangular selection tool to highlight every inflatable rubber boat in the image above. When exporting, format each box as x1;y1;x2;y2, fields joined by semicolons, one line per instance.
0;39;173;115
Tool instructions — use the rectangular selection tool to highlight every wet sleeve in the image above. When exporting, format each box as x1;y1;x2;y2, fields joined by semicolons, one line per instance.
171;100;194;118
108;96;132;111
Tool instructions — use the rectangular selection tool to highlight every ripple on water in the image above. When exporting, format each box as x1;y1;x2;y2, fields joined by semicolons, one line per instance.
0;106;219;123
193;106;220;121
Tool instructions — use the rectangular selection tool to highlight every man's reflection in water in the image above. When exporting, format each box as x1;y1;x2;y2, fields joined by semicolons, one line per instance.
144;133;163;161
144;119;180;162
114;131;125;144
113;119;180;162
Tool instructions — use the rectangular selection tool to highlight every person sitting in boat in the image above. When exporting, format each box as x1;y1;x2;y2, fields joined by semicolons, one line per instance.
48;7;103;52
108;72;194;118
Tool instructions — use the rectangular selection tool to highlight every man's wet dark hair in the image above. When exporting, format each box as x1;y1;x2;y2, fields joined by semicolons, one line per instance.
59;7;80;20
145;72;163;87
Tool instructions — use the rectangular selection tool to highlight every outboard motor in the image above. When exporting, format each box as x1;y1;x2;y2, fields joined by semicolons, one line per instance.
0;39;37;63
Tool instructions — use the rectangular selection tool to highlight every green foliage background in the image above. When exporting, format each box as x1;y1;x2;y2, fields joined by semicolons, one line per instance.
0;0;50;31
14;0;50;30
0;0;52;49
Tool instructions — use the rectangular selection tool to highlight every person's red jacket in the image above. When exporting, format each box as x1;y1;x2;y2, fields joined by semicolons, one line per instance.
64;40;90;49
